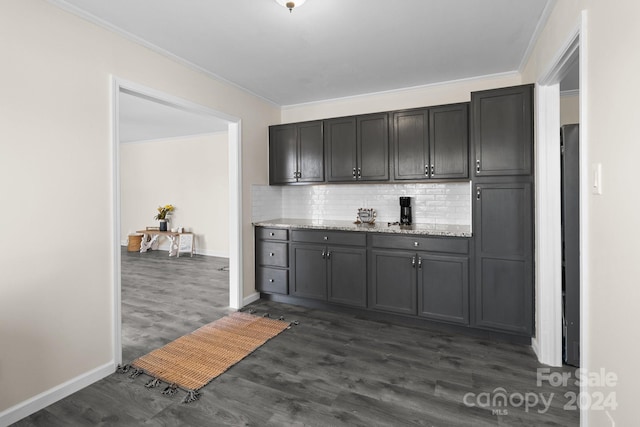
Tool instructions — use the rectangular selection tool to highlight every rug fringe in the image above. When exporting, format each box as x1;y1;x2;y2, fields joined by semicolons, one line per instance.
129;368;143;379
182;390;201;404
116;364;130;374
145;378;162;388
162;384;178;396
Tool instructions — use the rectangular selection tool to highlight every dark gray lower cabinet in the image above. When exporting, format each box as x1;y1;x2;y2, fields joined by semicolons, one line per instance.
474;181;533;335
290;243;367;307
368;249;417;315
369;248;469;323
255;227;289;295
418;254;469;324
328;246;367;307
290;244;327;300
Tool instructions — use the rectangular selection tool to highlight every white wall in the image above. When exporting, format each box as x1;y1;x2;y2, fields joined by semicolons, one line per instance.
560;93;580;125
522;1;640;424
282;73;521;122
120;133;229;257
0;0;277;416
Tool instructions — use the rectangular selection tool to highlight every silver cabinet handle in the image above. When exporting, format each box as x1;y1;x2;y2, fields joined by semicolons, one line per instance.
321;250;326;259
424;164;429;176
430;164;434;176
418;257;422;269
476;159;480;174
352;167;357;179
476;187;481;200
293;171;298;178
412;256;416;268
357;168;362;178
327;251;331;259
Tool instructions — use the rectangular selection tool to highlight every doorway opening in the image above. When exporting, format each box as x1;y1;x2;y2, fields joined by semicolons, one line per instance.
111;78;243;365
534;10;587;375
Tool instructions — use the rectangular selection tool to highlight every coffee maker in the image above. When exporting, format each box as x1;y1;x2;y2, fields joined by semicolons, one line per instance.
399;197;412;225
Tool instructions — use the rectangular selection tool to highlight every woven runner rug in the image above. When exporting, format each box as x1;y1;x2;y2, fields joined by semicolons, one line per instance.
128;312;289;398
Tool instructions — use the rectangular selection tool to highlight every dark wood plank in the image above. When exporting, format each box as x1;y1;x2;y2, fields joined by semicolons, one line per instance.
13;247;579;427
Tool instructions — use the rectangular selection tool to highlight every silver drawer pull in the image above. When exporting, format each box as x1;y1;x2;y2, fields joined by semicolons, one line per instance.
323;236;328;241
269;279;274;283
414;242;419;247
269;252;275;256
269;232;275;236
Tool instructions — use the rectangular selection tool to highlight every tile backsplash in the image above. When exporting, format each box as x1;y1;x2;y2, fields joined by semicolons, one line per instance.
253;182;471;226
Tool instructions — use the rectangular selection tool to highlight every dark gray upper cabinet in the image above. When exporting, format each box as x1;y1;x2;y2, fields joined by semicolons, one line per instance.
357;113;389;181
269;121;324;184
429;104;469;179
472;85;533;176
473;182;533;336
393;105;469;180
325;113;389;182
325;117;357;181
269;124;297;184
392;109;430;180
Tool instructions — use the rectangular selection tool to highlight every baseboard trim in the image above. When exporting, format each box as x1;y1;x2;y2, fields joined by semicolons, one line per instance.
531;336;541;361
119;243;228;258
242;292;260;307
0;361;115;426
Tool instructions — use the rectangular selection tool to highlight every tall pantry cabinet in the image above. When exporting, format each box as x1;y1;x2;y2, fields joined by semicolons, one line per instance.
471;84;534;336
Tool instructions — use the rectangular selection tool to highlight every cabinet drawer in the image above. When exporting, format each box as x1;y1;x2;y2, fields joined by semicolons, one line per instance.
256;242;288;267
291;229;366;246
369;234;468;254
256;227;288;241
256;267;288;294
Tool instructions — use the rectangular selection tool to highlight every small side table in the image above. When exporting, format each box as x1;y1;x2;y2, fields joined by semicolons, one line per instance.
136;230;195;257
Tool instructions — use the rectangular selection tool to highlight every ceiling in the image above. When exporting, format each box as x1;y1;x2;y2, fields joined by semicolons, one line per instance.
119;90;228;143
51;0;554;106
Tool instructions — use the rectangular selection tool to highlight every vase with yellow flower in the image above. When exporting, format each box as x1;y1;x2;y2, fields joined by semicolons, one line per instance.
154;204;174;231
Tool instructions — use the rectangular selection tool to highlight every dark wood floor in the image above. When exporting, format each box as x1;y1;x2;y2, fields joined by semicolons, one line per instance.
14;248;579;426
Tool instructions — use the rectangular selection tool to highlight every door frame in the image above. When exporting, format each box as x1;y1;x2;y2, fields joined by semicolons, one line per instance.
110;77;243;364
533;10;588;375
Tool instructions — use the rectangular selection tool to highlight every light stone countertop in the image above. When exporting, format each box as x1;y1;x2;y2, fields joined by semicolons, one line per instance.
253;218;472;238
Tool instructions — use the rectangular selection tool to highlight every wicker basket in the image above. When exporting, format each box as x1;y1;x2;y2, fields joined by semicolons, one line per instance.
127;234;143;252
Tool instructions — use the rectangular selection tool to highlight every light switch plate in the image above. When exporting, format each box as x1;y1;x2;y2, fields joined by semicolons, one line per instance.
591;163;602;195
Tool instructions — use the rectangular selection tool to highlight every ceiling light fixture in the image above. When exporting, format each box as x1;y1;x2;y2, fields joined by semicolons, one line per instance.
275;0;307;13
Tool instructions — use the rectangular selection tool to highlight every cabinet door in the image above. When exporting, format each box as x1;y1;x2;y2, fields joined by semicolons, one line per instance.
392;110;429;180
357;113;389;181
418;253;469;324
429;104;469;179
269;124;298;184
472;85;533;176
325;117;357;182
368;249;417;315
327;246;367;307
290;243;327;300
474;182;533;335
297;121;324;183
